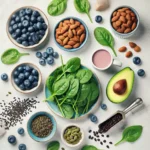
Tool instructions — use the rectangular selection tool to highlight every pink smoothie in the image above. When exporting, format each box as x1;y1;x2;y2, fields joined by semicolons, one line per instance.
92;50;112;69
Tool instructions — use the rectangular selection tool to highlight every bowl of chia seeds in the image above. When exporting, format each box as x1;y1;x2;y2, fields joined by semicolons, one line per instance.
27;111;57;142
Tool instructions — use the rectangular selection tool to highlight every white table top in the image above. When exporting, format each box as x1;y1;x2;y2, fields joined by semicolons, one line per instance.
0;0;150;150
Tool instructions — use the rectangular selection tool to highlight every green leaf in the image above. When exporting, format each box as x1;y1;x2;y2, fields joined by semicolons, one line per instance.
62;104;74;119
94;27;117;56
47;0;67;16
81;145;99;150
47;141;60;150
115;125;143;146
1;48;29;64
74;0;92;23
76;69;92;84
46;76;55;93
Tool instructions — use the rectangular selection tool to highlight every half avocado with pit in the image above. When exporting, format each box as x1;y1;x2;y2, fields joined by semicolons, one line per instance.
106;67;134;103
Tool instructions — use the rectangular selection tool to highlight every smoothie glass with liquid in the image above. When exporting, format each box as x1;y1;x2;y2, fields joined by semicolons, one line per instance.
92;49;122;70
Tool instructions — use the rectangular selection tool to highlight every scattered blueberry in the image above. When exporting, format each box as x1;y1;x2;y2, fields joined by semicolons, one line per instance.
39;58;46;66
90;114;98;123
18;144;26;150
47;57;54;65
36;52;42;58
18;128;24;135
133;57;141;65
1;73;8;81
137;69;145;77
46;47;54;55
101;104;107;110
95;15;103;23
52;52;59;58
43;52;49;59
8;135;16;144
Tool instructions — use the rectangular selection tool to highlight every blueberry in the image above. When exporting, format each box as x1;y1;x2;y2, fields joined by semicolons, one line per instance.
21;34;28;40
137;69;145;77
18;144;26;150
19;9;26;17
25;8;32;15
38;34;43;40
32;81;38;88
43;52;49;59
37;22;43;30
10;20;15;26
9;26;14;34
47;57;54;65
17;66;24;72
14;78;20;85
24;79;31;87
52;52;59;58
42;23;47;30
101;104;107;110
12;24;18;30
18;73;25;81
133;57;141;65
8;135;16;144
18;127;24;135
37;16;44;22
16;29;21;36
19;84;25;90
21;16;25;21
29;41;35;46
30;32;35;36
26;32;30;36
1;73;8;81
14;71;19;77
32;34;40;44
28;75;34;82
24;72;30;78
28;26;34;32
39;58;46;66
25;66;32;72
46;47;54;55
34;76;38;81
31;16;37;23
15;16;20;23
11;32;17;39
30;22;33;26
22;28;27;33
36;52;42;58
95;15;103;23
12;14;17;19
28;36;31;41
39;30;45;35
32;10;40;17
18;22;23;29
22;41;29;47
32;69;38;76
24;15;30;21
22;20;29;27
90;114;98;123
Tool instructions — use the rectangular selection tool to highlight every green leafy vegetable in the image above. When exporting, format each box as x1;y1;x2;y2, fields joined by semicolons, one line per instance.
47;141;60;150
76;69;92;84
1;48;29;64
46;76;55;93
62;104;74;119
115;125;143;146
94;27;117;56
47;0;67;16
74;0;92;23
81;145;100;150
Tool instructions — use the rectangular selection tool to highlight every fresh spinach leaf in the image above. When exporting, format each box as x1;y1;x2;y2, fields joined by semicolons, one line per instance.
62;104;74;119
47;141;60;150
115;125;143;146
46;76;55;93
94;27;117;56
47;0;67;16
89;82;99;101
81;145;99;150
76;69;92;84
1;48;29;64
74;0;92;23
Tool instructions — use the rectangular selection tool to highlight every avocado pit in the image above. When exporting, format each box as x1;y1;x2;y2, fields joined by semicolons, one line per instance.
113;79;127;95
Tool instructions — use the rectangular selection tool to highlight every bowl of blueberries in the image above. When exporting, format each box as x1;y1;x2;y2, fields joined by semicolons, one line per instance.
7;6;49;49
11;63;42;94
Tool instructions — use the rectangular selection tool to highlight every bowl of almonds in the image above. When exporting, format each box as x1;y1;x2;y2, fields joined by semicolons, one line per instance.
54;17;89;52
110;6;140;38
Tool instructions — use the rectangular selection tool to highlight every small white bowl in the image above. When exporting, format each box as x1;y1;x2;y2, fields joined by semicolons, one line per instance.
61;124;84;148
11;63;42;94
6;6;49;49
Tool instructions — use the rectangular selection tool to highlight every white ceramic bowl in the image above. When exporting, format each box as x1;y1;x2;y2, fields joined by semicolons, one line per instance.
61;124;84;148
6;6;49;49
11;63;42;94
110;6;140;38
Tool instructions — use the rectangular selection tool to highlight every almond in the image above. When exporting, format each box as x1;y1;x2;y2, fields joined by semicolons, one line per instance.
80;25;85;31
80;33;86;43
73;43;80;48
130;12;135;17
116;20;122;26
131;22;137;30
119;46;127;52
126;14;131;20
70;18;75;24
126;10;132;14
134;46;141;52
132;17;136;21
70;36;80;42
112;15;119;22
117;12;121;17
120;12;126;16
77;29;84;36
68;29;73;38
70;24;79;29
63;32;68;37
68;41;76;46
58;35;65;40
76;27;81;32
126;51;133;58
129;42;137;48
122;23;128;28
75;21;81;26
118;8;125;12
59;22;63;28
112;22;118;30
56;38;63;45
127;20;132;27
61;25;69;34
113;11;117;16
117;26;125;33
63;37;69;45
119;16;126;23
64;20;70;24
55;33;58;38
72;29;76;36
124;28;131;33
64;45;72;49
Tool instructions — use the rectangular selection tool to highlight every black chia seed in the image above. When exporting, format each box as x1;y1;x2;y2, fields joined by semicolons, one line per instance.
106;145;110;149
0;97;39;130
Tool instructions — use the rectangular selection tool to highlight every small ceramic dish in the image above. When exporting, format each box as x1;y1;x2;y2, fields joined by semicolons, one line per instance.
11;62;42;94
27;111;57;142
6;6;49;49
110;6;140;38
54;17;89;52
61;124;84;148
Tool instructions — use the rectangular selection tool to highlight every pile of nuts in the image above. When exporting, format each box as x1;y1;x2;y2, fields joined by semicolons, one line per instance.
111;7;137;33
55;18;86;49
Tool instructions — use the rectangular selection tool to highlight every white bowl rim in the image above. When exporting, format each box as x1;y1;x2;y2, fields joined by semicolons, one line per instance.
11;62;42;94
6;6;49;49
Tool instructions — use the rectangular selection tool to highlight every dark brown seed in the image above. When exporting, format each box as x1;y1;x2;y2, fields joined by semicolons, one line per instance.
109;142;113;144
100;142;103;145
89;130;92;133
106;145;110;149
106;135;109;138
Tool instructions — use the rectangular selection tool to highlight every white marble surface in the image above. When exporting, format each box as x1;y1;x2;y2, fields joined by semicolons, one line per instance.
0;0;150;150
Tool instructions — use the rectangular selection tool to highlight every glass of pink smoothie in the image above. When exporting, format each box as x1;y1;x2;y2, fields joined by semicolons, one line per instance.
92;49;122;70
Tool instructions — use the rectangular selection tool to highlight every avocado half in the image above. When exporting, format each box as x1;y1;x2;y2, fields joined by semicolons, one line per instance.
106;67;134;103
